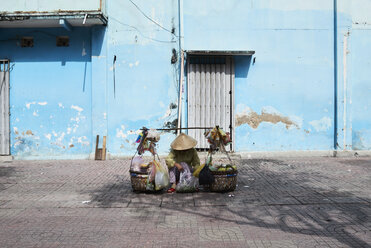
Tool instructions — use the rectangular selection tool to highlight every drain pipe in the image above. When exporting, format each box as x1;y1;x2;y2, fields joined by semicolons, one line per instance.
333;0;338;154
177;51;184;135
176;0;183;135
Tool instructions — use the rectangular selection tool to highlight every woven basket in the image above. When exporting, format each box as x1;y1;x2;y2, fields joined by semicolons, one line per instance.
209;170;238;192
129;171;149;192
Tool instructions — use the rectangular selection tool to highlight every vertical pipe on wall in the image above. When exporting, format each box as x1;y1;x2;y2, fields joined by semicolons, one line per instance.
333;0;338;151
177;51;184;135
178;0;182;55
176;0;183;135
343;33;349;150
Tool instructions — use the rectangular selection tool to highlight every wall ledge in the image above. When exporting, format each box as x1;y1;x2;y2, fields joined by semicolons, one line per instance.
238;150;371;159
9;150;371;161
0;156;13;162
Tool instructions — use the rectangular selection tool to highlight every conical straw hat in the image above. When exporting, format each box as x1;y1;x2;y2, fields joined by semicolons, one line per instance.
171;133;197;150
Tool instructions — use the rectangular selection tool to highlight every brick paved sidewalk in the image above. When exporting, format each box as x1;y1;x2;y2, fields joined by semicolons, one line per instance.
0;157;370;248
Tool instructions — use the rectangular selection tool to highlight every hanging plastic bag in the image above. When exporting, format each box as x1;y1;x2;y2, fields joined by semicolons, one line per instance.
146;162;156;191
154;160;169;191
146;177;155;191
130;156;150;173
193;164;205;178
148;162;156;182
194;154;212;177
130;156;144;172
147;129;161;142
160;160;169;174
176;163;198;193
199;164;215;185
222;132;232;145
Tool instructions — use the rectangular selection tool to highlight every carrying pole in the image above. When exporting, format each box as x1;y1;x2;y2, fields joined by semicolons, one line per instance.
142;127;213;131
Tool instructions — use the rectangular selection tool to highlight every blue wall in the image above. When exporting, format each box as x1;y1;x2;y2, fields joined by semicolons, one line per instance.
104;0;180;156
0;28;92;159
183;1;335;151
1;0;370;159
348;30;371;150
336;0;371;151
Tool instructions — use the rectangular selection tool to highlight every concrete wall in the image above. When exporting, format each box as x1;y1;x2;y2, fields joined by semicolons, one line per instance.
0;0;370;159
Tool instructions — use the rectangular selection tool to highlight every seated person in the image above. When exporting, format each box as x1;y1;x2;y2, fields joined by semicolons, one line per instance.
165;133;200;193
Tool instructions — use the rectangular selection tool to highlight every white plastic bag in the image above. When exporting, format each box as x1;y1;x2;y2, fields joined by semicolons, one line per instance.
147;129;161;142
176;163;198;193
130;156;144;172
154;160;169;190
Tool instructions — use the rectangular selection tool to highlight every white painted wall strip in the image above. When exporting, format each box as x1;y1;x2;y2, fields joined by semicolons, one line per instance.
343;33;349;150
200;64;206;148
205;64;211;143
187;61;194;136
210;64;216;128
193;63;197;140
0;64;10;155
215;64;221;129
0;71;4;154
225;57;231;151
225;58;231;131
231;58;235;151
220;64;226;131
195;64;201;146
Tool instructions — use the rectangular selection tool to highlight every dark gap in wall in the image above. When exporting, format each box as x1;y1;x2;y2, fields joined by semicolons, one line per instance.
21;37;33;47
56;36;69;47
188;55;226;64
171;48;178;64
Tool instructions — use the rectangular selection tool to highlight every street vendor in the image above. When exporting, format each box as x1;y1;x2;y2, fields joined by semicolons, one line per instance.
165;133;200;193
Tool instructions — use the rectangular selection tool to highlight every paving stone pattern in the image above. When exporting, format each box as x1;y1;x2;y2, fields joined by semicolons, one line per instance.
0;157;370;248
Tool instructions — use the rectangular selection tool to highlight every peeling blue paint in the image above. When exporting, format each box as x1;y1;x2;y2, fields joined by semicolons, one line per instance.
1;28;92;159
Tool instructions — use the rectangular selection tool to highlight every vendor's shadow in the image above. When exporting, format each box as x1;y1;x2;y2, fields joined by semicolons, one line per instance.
0;166;17;191
84;174;164;208
85;158;370;247
170;159;370;247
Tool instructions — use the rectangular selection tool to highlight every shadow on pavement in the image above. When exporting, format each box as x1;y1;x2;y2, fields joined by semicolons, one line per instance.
0;166;16;177
0;166;16;191
88;158;370;247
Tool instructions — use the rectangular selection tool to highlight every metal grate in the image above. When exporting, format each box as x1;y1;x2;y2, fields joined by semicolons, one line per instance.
187;56;234;151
